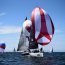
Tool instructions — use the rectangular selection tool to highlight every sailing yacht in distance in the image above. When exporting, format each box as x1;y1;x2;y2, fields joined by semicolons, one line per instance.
0;43;6;53
49;46;53;53
13;48;16;52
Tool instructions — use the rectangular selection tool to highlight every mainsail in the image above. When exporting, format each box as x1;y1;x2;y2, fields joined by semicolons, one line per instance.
31;7;54;46
49;46;53;53
17;28;28;51
17;19;32;51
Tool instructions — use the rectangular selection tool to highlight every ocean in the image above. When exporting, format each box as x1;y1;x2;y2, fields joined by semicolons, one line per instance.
0;52;65;65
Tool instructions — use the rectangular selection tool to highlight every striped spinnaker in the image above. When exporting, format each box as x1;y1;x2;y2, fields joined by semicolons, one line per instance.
0;43;6;49
31;7;54;45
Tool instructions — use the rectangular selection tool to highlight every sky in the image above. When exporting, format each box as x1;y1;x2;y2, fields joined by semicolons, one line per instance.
0;0;65;52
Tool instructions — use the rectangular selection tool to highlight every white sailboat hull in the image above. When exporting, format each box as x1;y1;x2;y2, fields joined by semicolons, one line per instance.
29;52;43;57
20;51;43;57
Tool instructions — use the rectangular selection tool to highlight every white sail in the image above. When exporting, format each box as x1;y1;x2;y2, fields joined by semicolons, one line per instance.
49;46;53;53
17;20;31;52
17;28;29;52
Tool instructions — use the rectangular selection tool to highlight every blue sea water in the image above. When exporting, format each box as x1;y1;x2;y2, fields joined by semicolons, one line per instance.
0;52;65;65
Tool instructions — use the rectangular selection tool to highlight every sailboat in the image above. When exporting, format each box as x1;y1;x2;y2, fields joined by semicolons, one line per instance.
0;43;6;53
13;48;16;52
17;7;54;57
49;46;53;53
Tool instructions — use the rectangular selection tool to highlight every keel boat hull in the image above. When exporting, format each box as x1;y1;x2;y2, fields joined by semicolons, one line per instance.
29;52;43;57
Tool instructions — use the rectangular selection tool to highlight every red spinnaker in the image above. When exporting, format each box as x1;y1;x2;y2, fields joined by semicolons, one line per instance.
31;7;54;45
